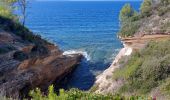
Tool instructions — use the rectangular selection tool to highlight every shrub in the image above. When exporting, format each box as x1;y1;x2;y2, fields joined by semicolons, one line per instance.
29;85;125;100
160;0;170;6
0;0;17;19
113;52;142;80
160;20;170;33
0;16;51;45
140;0;152;17
119;20;140;37
160;78;170;94
114;40;170;94
158;6;170;16
119;4;140;37
119;4;135;22
89;84;99;92
29;85;153;100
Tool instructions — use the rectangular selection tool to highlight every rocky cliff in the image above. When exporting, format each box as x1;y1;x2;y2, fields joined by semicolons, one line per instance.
93;0;170;98
94;44;132;94
0;17;82;98
93;35;170;94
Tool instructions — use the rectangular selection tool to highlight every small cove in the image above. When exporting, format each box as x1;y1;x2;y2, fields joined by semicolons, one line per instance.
26;1;142;90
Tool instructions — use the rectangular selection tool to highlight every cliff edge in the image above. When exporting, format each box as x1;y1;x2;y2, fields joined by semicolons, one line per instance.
0;17;82;98
93;0;170;99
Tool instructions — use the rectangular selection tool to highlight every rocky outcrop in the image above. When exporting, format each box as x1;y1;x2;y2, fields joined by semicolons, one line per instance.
94;44;132;94
93;34;170;94
0;29;82;98
93;0;170;96
135;0;170;36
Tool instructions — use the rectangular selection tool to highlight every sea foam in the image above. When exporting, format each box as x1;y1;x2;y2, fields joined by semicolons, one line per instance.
63;50;91;61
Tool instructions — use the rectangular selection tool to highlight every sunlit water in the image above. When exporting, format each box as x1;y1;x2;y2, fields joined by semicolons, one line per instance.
26;1;141;90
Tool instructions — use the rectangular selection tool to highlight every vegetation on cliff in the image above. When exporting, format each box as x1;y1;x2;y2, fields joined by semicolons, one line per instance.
0;0;53;56
119;0;170;37
0;1;80;100
0;0;170;99
113;40;170;95
110;0;170;98
28;85;152;100
0;0;17;19
119;4;140;37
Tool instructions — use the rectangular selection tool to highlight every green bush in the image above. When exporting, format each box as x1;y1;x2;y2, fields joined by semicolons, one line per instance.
160;78;170;94
119;4;140;37
160;20;170;33
158;6;170;16
89;84;99;92
113;40;170;94
140;0;152;17
29;85;153;100
0;16;51;46
119;20;140;37
119;4;135;22
0;0;17;19
29;85;125;100
113;52;142;80
160;0;170;6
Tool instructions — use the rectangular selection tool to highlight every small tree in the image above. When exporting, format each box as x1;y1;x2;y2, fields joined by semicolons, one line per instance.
0;0;17;18
119;4;139;37
17;0;27;26
140;0;152;17
119;4;135;22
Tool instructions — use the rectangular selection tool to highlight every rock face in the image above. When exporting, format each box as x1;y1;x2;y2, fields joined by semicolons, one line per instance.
0;29;82;98
94;44;132;94
93;34;170;94
134;0;170;36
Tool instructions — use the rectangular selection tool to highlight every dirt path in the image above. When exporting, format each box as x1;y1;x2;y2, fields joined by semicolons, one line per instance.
122;34;170;50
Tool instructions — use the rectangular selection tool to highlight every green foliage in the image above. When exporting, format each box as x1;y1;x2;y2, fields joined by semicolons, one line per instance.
158;6;169;16
29;85;153;100
0;16;50;45
160;21;170;33
30;85;68;100
160;78;170;94
113;52;142;80
29;85;125;100
119;20;140;37
157;0;170;16
119;4;135;22
119;0;170;37
119;4;140;37
114;40;170;94
160;0;170;6
140;0;152;17
89;84;99;92
0;0;17;19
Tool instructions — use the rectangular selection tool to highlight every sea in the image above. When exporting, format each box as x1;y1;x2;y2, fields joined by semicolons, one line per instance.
26;1;142;90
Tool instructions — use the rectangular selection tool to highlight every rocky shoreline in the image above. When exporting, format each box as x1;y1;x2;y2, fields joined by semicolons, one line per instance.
0;28;83;98
93;34;170;94
94;42;132;94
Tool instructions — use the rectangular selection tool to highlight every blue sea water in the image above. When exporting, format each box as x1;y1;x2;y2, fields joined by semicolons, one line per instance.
26;1;141;90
